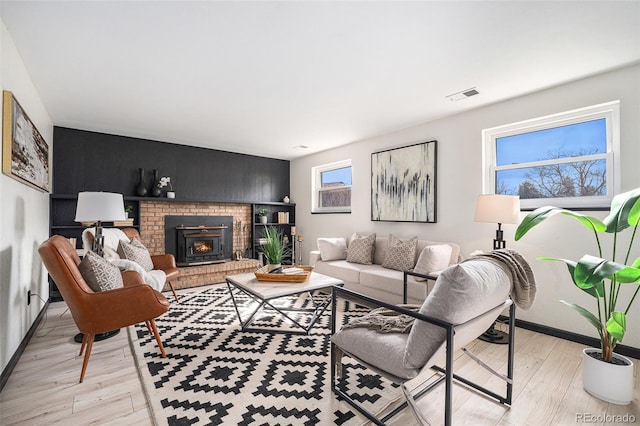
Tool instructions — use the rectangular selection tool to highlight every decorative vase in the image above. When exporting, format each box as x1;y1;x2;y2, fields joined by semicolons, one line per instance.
166;191;176;199
582;348;634;405
150;169;162;197
260;216;268;224
283;195;290;203
135;168;148;197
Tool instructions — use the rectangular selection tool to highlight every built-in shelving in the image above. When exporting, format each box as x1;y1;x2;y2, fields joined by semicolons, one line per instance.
251;202;296;264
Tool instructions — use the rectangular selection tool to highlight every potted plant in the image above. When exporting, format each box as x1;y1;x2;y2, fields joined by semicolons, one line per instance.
158;176;175;198
258;208;269;224
515;188;640;405
124;205;134;218
261;226;290;269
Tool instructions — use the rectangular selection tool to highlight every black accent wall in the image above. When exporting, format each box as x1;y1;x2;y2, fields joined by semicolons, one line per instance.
53;127;290;202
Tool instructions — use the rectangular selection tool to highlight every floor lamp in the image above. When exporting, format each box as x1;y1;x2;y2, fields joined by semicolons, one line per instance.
73;191;126;342
474;194;520;344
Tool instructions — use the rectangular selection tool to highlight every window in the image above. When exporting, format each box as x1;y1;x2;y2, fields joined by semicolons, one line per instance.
482;101;620;209
312;159;352;213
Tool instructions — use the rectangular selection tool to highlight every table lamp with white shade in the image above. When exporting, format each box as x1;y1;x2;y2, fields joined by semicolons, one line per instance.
74;192;126;257
474;193;520;344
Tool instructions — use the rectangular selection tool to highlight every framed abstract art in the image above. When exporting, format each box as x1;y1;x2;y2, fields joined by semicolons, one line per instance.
2;90;50;192
371;140;437;223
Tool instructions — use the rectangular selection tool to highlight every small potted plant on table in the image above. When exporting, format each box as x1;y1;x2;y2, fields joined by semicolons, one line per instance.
261;226;291;271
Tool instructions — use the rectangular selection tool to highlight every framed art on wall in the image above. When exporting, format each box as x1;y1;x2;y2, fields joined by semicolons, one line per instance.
371;140;437;223
2;90;50;192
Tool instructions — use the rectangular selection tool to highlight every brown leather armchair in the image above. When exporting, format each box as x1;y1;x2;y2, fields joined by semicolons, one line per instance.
38;235;170;383
85;227;180;302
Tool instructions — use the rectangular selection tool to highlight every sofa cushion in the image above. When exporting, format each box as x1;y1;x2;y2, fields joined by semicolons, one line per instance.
313;259;375;285
118;238;154;272
346;233;376;265
317;237;348;261
382;234;418;271
360;267;404;292
403;259;511;369
78;250;124;292
413;244;452;281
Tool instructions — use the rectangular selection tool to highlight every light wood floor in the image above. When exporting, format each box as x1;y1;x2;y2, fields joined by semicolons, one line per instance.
1;284;638;425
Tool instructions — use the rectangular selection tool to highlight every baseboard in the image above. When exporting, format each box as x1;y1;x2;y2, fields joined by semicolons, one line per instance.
503;315;640;360
0;301;49;392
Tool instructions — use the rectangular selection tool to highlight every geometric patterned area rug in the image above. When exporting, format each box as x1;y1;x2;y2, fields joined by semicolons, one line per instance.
128;285;403;425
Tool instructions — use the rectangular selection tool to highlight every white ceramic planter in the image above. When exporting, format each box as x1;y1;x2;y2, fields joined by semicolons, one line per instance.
166;191;176;199
260;216;268;224
582;348;634;405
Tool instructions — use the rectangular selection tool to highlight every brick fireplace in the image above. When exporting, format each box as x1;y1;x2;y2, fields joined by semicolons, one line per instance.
138;200;260;290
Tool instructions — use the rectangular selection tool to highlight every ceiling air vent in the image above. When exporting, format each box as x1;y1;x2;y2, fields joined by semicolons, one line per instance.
446;87;479;102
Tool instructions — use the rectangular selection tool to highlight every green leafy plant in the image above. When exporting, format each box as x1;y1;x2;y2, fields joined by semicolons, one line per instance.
261;226;290;265
258;208;269;217
515;188;640;363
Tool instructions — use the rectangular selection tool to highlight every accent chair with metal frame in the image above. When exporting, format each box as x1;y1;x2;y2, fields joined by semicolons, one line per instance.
331;256;517;426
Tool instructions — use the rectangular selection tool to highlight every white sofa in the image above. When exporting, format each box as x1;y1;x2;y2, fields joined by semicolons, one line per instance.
309;235;461;304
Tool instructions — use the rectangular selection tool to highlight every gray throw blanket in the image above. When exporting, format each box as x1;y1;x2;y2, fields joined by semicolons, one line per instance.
339;304;421;334
468;248;536;310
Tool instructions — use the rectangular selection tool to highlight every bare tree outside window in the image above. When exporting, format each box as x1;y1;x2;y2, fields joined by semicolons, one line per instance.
513;148;606;199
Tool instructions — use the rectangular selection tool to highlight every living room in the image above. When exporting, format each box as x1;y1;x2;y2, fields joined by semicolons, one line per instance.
1;1;639;424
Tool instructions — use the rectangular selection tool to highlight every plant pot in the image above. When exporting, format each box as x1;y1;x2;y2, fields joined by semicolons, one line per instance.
166;191;175;199
260;216;268;224
582;348;634;405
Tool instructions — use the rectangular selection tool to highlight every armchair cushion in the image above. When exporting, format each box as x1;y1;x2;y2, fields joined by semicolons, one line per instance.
404;259;510;369
118;238;154;271
78;250;124;292
332;328;417;380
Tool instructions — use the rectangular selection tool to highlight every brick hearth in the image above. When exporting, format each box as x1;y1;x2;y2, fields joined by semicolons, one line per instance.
138;200;260;290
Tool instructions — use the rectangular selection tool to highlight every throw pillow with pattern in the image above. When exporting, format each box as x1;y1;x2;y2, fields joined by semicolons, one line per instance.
118;238;154;272
382;234;418;271
346;233;376;264
78;250;124;292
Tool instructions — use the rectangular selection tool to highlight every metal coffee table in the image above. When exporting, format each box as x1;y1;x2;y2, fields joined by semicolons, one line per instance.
225;271;343;334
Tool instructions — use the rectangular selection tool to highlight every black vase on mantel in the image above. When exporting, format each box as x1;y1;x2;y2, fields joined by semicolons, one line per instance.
135;168;148;197
150;169;162;197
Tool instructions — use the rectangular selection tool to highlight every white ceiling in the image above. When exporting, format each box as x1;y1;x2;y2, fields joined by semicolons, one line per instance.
1;1;639;160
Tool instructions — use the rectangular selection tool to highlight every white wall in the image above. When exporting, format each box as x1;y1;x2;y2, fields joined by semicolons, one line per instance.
291;63;640;349
0;20;52;374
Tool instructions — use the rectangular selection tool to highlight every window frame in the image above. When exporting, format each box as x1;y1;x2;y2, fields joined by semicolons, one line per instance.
311;159;352;214
482;101;620;210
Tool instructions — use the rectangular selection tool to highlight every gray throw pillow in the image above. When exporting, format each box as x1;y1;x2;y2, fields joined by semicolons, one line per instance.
382;234;418;271
78;250;124;292
346;233;376;264
118;238;154;272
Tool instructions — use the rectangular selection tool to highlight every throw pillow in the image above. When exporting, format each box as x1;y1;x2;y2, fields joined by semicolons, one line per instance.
413;244;453;281
78;250;124;292
118;238;154;272
382;234;418;271
346;233;376;265
317;238;348;261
